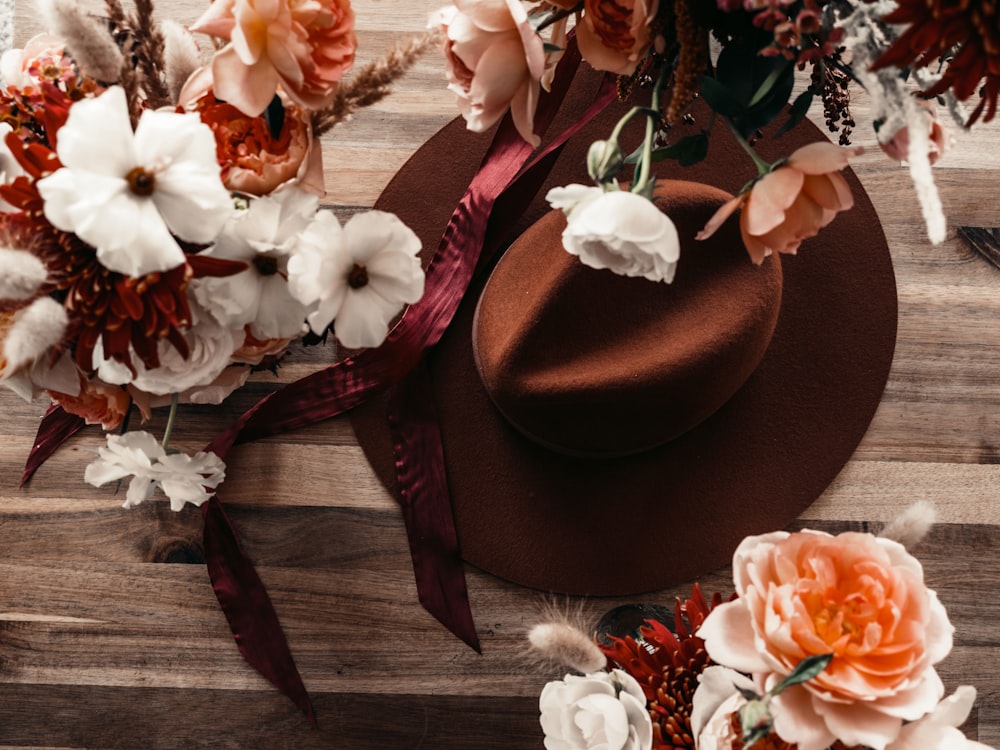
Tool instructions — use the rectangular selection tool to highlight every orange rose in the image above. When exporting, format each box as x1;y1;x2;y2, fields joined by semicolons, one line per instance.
50;376;130;430
699;530;954;750
180;67;323;196
192;0;357;116
577;0;659;76
697;141;862;265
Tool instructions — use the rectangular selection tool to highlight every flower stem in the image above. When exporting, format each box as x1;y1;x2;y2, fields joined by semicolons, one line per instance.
631;64;672;198
161;392;180;452
726;119;772;176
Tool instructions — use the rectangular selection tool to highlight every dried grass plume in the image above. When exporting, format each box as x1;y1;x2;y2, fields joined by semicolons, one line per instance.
161;19;202;105
527;599;605;674
42;0;123;83
879;500;937;549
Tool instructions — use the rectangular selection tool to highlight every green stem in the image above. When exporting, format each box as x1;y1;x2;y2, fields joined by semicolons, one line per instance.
726;118;772;176
631;64;672;197
161;392;180;452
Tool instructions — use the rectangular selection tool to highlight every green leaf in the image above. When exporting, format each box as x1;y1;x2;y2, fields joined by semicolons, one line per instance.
650;132;709;166
771;653;833;695
700;76;745;118
263;95;285;140
776;90;814;136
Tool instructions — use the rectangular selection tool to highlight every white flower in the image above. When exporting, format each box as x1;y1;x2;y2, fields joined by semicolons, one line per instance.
93;301;243;396
690;666;757;750
539;669;653;750
36;86;233;278
84;431;226;511
546;185;680;284
287;209;424;349
886;687;994;750
193;187;315;339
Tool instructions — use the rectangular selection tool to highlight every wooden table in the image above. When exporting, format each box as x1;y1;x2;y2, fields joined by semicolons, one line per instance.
4;1;1000;747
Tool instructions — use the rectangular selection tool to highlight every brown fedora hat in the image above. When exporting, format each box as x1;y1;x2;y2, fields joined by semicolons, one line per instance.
349;66;897;595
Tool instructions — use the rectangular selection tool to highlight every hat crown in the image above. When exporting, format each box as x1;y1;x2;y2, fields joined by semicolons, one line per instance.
472;180;783;457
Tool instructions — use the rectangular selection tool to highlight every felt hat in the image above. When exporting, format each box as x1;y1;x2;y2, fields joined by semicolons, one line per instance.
349;67;897;595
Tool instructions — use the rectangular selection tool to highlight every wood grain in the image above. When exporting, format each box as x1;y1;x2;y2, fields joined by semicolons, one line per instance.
4;1;1000;747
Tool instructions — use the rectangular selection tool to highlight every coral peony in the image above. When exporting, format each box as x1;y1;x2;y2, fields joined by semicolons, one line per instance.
577;0;659;76
192;0;357;116
431;0;546;146
698;530;954;750
180;67;323;196
50;375;130;430
697;142;861;265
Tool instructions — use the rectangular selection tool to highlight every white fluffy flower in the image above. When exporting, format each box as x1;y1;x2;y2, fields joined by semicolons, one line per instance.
287;209;424;349
539;669;653;750
193;187;315;339
84;431;226;511
546;185;680;283
0;296;79;400
36;86;233;278
93;302;243;395
0;247;48;300
886;687;994;750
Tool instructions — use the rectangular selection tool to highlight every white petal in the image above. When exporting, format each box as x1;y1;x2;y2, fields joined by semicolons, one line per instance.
332;285;399;349
55;87;136;176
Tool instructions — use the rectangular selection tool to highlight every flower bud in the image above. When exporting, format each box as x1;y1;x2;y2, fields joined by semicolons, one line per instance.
587;139;624;184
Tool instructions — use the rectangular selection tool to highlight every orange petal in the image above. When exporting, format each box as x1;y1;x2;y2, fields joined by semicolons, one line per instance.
788;141;862;175
744;167;803;236
695;193;744;241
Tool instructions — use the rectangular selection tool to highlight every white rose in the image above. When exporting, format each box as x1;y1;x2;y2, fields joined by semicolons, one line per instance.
691;666;757;750
539;669;652;750
546;185;680;284
886;687;994;750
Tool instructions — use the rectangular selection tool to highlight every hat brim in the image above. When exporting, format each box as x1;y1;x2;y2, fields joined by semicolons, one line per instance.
349;67;897;595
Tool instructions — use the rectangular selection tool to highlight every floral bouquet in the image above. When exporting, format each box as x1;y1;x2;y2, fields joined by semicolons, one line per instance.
0;0;433;506
530;505;991;750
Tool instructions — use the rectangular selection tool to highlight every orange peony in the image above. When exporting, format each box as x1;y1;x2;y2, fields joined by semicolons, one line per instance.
697;142;861;265
50;375;131;430
191;0;357;117
577;0;659;76
698;530;954;750
180;67;323;196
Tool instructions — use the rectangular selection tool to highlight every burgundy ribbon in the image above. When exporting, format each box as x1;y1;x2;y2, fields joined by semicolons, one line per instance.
22;35;618;724
21;404;85;487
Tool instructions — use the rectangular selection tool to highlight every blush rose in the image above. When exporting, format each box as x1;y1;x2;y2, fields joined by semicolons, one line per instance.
431;0;546;146
697;141;861;265
577;0;659;76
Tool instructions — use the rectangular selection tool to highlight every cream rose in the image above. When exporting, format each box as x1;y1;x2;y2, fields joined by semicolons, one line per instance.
539;669;652;750
699;530;955;750
546;185;680;283
432;0;546;146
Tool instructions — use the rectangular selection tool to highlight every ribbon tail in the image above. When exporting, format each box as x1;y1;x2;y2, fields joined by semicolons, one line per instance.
201;497;317;727
389;360;480;653
21;404;86;487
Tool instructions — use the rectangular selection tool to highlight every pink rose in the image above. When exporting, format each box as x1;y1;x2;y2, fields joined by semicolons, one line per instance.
432;0;546;147
192;0;357;116
577;0;659;76
179;67;324;196
697;141;861;265
50;376;131;430
699;530;954;750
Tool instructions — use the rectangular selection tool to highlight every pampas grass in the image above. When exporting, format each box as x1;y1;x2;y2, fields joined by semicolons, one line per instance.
312;30;440;137
0;248;47;301
526;599;605;674
879;500;937;548
2;297;67;373
42;0;123;83
161;19;202;104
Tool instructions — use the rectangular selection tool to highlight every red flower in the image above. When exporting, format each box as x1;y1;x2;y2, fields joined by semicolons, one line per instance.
601;584;729;750
873;0;1000;124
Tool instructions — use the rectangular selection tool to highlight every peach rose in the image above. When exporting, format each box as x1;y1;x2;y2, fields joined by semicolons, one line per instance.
699;530;954;750
697;141;861;265
577;0;659;76
879;102;953;166
192;0;357;116
432;0;546;147
179;67;324;196
50;376;131;430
